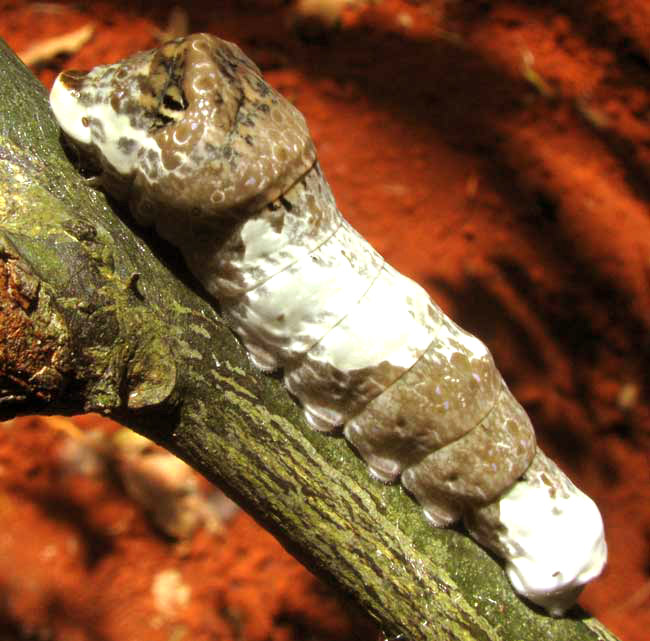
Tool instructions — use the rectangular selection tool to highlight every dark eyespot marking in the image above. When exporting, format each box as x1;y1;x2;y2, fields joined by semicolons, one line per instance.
163;91;187;112
154;112;175;128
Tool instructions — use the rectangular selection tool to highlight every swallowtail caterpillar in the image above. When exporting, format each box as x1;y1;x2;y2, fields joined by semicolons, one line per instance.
49;33;607;615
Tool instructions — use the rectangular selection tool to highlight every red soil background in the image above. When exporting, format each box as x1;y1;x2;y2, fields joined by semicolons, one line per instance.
1;1;649;640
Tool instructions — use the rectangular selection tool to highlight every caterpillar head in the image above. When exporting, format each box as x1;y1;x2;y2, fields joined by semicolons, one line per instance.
50;33;316;226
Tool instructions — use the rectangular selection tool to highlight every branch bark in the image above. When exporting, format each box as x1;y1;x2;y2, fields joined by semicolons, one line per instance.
0;38;619;641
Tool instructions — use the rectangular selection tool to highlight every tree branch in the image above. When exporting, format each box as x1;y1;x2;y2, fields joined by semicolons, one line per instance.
0;38;619;641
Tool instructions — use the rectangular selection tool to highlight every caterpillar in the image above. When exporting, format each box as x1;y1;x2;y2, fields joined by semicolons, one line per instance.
49;33;607;616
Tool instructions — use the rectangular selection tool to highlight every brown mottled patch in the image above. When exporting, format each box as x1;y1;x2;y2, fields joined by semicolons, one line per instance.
286;356;407;428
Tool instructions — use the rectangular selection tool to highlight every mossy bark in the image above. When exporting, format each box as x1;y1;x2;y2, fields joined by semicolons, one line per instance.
0;38;619;641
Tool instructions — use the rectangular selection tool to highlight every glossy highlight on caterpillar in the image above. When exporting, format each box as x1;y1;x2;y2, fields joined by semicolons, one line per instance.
49;33;606;616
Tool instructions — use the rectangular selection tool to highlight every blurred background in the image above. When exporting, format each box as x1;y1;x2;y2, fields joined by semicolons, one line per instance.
1;1;649;639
